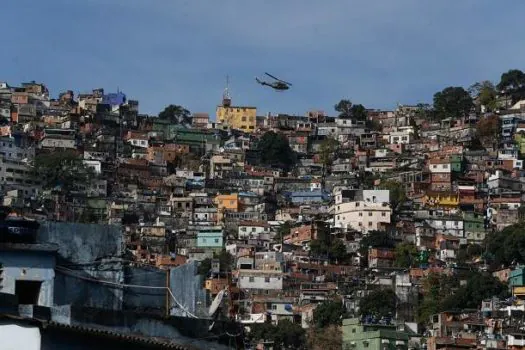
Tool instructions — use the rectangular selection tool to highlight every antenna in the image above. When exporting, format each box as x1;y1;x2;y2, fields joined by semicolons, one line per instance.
222;75;231;104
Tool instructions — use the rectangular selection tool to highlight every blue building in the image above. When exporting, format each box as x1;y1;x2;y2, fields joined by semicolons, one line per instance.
196;229;224;248
287;190;328;205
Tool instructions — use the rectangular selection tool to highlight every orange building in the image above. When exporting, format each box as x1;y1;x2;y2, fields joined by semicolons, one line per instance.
147;144;190;163
205;278;229;296
214;193;239;222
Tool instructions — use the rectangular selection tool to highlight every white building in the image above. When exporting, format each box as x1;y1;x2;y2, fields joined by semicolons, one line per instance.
238;270;284;290
333;189;390;205
238;221;271;239
127;136;148;148
0;157;41;197
388;129;413;144
332;201;391;233
425;217;464;238
83;160;102;174
0;137;35;161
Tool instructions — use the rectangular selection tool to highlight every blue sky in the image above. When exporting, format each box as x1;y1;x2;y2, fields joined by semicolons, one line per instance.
2;1;525;117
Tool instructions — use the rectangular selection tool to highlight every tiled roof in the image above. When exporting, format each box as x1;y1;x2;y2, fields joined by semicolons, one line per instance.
45;321;197;349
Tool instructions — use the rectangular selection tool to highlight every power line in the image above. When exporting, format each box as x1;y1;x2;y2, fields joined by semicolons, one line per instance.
55;266;199;319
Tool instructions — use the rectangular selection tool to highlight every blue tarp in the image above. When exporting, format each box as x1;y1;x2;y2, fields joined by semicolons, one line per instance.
102;92;126;106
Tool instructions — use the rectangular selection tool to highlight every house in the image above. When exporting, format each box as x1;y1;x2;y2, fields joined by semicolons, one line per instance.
192;113;209;129
40;129;77;149
237;270;284;290
287;190;327;205
196;228;224;250
332;201;391;233
216;94;257;132
0;157;41;197
214;193;239;222
125;131;149;148
0;241;58;307
342;318;409;350
423;191;459;208
238;221;271;239
368;248;395;268
428;157;452;192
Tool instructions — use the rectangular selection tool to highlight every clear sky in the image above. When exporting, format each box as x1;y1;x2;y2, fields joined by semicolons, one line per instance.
2;0;525;117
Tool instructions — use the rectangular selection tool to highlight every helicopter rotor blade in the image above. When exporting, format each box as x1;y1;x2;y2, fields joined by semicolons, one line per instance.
265;72;292;86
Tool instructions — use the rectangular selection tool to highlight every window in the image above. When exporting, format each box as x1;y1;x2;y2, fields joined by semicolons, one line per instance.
264;277;270;283
355;202;360;207
368;212;372;217
359;213;363;217
214;238;219;243
368;222;372;227
16;280;42;305
249;277;255;282
432;165;437;169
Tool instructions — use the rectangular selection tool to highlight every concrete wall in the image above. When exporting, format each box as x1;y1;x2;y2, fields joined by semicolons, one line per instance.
123;266;167;314
37;222;123;264
54;268;124;310
169;261;208;318
37;222;125;309
0;251;55;307
0;323;41;350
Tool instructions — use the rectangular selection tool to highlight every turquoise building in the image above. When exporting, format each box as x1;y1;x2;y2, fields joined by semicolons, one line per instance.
196;229;224;249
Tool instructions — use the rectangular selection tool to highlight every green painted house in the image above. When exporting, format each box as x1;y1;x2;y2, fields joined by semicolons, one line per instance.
449;154;463;173
463;212;486;242
152;120;221;153
342;318;409;350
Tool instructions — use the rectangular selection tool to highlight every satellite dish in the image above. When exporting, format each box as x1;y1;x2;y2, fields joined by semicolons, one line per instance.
209;288;226;317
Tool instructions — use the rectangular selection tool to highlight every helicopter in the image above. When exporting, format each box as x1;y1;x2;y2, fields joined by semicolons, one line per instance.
255;72;292;91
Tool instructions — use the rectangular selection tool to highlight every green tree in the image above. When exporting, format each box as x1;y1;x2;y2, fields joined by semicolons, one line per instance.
440;272;508;310
34;150;94;192
479;82;498;111
306;325;342;350
249;320;306;350
319;137;339;171
394;242;417;268
309;222;348;263
433;86;474;120
335;99;353;118
359;231;395;256
497;69;525;104
485;223;525;268
158;104;192;124
359;231;395;268
313;300;348;328
257;131;296;171
476;114;500;147
378;179;406;210
359;288;396;318
351;104;368;121
276;221;293;243
197;250;234;277
417;272;456;323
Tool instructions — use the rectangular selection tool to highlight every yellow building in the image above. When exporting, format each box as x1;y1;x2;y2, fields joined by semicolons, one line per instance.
216;92;256;132
423;191;459;207
214;193;239;222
